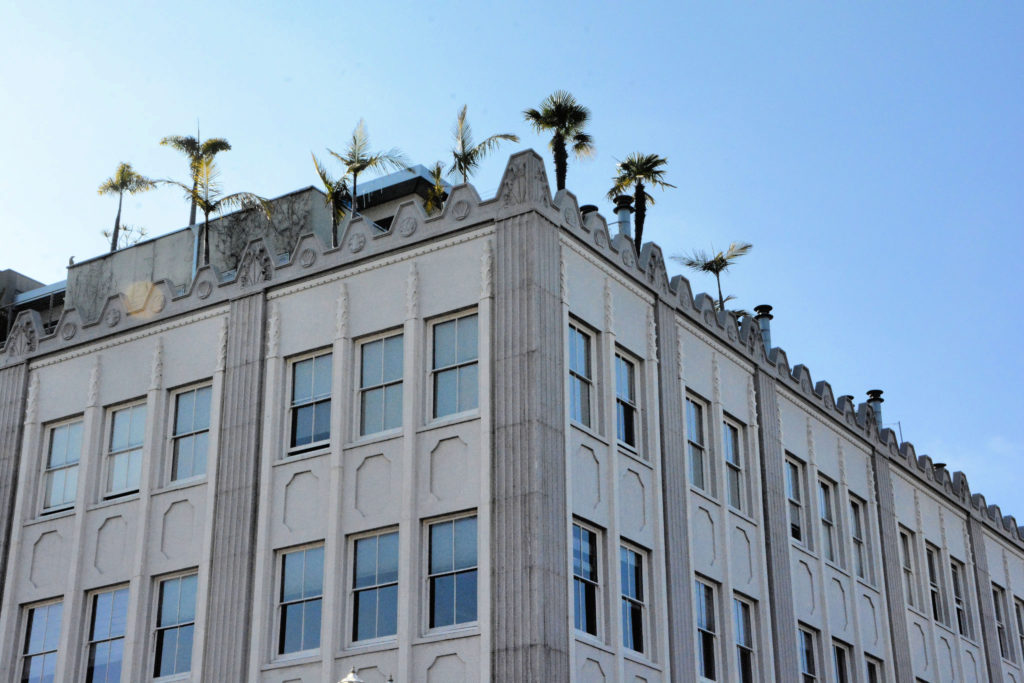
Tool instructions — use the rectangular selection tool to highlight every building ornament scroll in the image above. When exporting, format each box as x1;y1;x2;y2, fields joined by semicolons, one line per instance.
837;438;847;486
481;241;494;300
675;322;685;384
711;353;721;404
335;282;349;341
88;356;101;407
603;280;614;334
406;262;419;320
646;308;657;361
805;416;815;465
216;317;228;372
149;338;164;391
559;252;567;305
747;376;757;429
266;302;280;358
25;373;39;425
913;489;923;535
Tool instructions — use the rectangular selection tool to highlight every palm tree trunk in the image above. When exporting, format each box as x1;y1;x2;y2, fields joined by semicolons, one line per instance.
331;211;339;248
202;212;211;266
716;275;725;312
189;178;198;226
633;181;646;256
553;133;568;190
462;170;468;185
109;192;123;252
352;173;359;213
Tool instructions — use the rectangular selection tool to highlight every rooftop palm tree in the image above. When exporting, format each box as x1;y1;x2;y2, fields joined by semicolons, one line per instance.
328;119;409;209
523;90;595;191
423;162;448;216
312;153;351;247
674;242;753;313
160;132;232;226
449;105;519;184
97;162;156;253
163;158;271;267
607;153;675;255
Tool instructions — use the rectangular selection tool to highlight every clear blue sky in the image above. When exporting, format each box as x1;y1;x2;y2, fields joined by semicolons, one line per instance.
2;2;1022;516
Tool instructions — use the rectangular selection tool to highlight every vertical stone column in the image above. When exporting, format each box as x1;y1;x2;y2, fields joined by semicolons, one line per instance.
0;361;28;610
202;293;266;680
490;151;570;681
967;516;1005;683
752;369;800;681
871;455;916;683
652;303;694;680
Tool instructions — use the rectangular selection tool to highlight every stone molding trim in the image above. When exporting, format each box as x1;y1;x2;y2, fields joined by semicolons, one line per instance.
0;363;28;610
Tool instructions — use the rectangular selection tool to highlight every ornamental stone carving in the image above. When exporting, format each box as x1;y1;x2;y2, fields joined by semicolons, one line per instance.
349;232;366;253
238;243;273;287
61;322;77;341
105;308;121;328
196;281;213;299
4;317;37;357
399;216;418;236
452;200;471;221
299;248;316;268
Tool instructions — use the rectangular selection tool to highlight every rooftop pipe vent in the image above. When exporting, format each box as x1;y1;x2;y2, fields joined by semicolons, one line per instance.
754;304;774;349
866;389;884;427
613;195;634;238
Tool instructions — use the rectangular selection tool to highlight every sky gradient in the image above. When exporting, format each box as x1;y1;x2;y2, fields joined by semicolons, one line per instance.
1;2;1022;515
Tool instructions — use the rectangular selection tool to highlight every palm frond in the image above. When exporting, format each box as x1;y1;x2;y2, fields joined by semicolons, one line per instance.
572;132;596;158
217;191;272;219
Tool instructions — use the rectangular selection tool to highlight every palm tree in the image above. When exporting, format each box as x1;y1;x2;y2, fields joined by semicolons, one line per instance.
312;153;351;247
328;119;409;210
523;90;595;191
449;105;519;184
674;242;753;313
163;158;271;267
97;162;156;253
423;162;448;216
102;224;147;250
160;132;232;226
607;153;675;255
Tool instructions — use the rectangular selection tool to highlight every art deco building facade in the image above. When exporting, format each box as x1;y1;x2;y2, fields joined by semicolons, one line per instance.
0;152;1022;682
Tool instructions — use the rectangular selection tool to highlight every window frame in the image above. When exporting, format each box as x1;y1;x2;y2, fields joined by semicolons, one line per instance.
286;350;333;456
1015;598;1024;665
950;557;971;638
798;625;819;683
572;520;602;638
818;477;841;567
41;416;83;513
152;571;198;678
722;415;745;512
614;349;641;454
695;576;719;682
993;583;1012;662
350;527;400;644
426;512;479;631
786;456;807;547
103;400;148;499
85;585;130;683
619;542;647;654
357;331;404;438
849;495;871;583
925;543;948;626
168;383;213;484
568;322;595;430
733;594;757;683
21;598;63;683
429;311;479;420
832;639;852;683
686;394;710;493
275;543;325;658
899;528;918;609
865;655;884;683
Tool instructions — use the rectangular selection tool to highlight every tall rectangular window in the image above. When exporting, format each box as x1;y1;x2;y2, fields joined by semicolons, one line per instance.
44;419;82;511
615;353;639;450
818;479;838;564
620;545;645;652
993;584;1011;661
695;578;718;681
833;640;851;683
573;523;599;636
799;626;818;683
899;529;917;608
686;397;707;491
865;655;883;683
850;496;870;581
428;516;477;628
733;596;756;683
154;574;197;677
1015;599;1024;665
289;353;332;452
432;313;478;418
926;544;947;625
171;386;211;481
106;404;146;497
22;601;62;683
359;334;403;436
950;559;970;637
722;419;743;511
786;458;805;544
568;325;593;428
278;546;323;655
87;586;129;683
352;531;399;641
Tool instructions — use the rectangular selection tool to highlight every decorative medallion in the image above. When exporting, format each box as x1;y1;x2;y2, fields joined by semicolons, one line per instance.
196;281;213;299
61;322;77;341
452;201;471;221
399;216;418;237
563;207;578;227
594;230;607;248
299;248;317;268
105;308;121;328
621;247;636;268
349;233;366;253
147;290;166;314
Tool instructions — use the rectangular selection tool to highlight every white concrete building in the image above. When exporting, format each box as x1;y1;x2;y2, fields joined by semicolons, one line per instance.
0;151;1022;682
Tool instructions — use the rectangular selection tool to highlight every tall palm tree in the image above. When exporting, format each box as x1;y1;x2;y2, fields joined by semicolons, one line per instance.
97;162;156;253
674;242;754;313
328;119;409;209
163;158;272;267
312;153;351;247
523;90;595;191
423;162;448;216
607;153;675;254
160;132;232;226
449;105;519;184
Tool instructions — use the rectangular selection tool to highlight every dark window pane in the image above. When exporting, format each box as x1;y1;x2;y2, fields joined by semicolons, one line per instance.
303;547;324;596
282;552;304;602
292;405;313;447
431;521;453;574
382;336;403;383
175;624;194;674
434;369;457;417
454;517;477;570
383;384;403;430
301;599;321;650
179;575;197;623
313;400;331;443
456;570;478;623
377;584;398;637
175;392;195;434
433;321;456;369
159;579;180;627
155;628;177;677
456;315;478;362
292;359;312;403
361;388;383;435
457;364;478;412
192;432;208;476
361;340;382;388
378;532;399;583
431;574;455;627
193;387;211;430
280;603;303;653
313;354;332;398
354;537;377;589
354;590;377;641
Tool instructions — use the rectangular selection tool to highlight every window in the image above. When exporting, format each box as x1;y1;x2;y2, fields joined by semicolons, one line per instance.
352;531;398;641
686;397;708;491
568;325;593;427
818;479;838;565
106;403;146;497
432;313;478;418
154;574;197;677
950;559;970;637
86;586;129;683
899;528;917;608
278;546;323;655
428;516;477;628
722;419;743;510
925;544;947;625
615;353;639;450
359;334;403;436
171;386;211;481
289;353;332;452
798;626;818;683
786;458;805;544
850;496;870;581
1016;599;1024;665
695;578;718;681
865;655;883;683
993;584;1011;661
22;601;62;683
733;596;756;683
43;419;82;511
620;545;645;652
573;522;599;636
833;640;851;683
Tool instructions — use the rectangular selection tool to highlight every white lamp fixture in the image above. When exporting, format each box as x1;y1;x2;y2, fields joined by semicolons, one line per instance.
339;668;364;683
